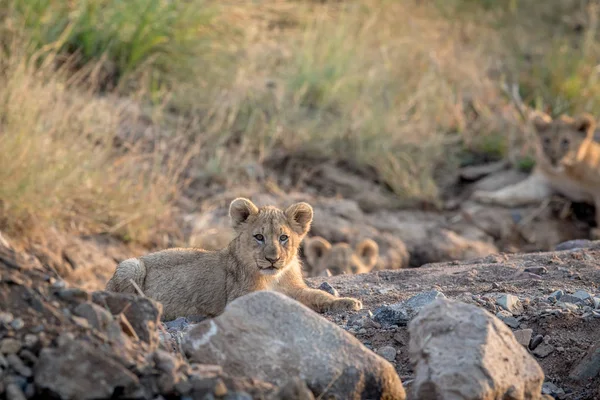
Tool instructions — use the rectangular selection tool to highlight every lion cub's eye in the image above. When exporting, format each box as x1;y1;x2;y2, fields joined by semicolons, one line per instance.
561;138;570;150
254;234;265;242
279;234;289;243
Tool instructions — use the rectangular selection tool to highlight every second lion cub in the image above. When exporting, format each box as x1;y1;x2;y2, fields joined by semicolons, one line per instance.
106;198;362;320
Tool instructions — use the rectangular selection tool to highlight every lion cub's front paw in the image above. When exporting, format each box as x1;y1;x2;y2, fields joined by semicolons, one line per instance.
330;297;362;312
591;228;600;241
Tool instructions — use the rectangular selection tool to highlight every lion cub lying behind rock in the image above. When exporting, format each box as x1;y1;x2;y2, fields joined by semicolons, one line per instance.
473;112;600;238
303;236;379;277
106;198;362;320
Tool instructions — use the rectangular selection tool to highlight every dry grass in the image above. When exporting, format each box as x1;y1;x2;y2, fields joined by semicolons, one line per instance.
1;0;599;245
0;46;195;245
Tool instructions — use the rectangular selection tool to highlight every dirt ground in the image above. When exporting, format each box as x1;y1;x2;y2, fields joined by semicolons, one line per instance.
309;246;600;399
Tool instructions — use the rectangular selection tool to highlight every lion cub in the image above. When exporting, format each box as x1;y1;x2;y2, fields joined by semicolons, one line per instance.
303;236;379;277
473;112;600;238
106;198;362;320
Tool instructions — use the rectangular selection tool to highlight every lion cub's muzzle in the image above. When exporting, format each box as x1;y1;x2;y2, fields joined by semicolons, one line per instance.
258;256;284;275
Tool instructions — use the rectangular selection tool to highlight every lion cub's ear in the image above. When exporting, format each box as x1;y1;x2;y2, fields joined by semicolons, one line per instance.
304;236;331;274
531;111;552;134
285;202;313;236
355;239;379;270
229;198;259;229
573;113;596;138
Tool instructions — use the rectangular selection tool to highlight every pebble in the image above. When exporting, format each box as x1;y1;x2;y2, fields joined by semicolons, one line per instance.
524;266;548;275
573;290;592;300
496;294;523;315
513;329;533;347
529;335;544;350
213;379;228;397
542;382;565;396
376;346;397;362
532;343;555;358
318;282;339;297
373;290;445;327
6;355;32;377
22;335;38;349
5;383;27;400
0;312;14;325
547;290;563;302
496;311;520;329
56;288;90;303
10;319;24;331
0;339;21;355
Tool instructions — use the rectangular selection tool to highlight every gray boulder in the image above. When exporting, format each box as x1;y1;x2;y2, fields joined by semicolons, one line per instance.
409;298;544;400
184;291;406;400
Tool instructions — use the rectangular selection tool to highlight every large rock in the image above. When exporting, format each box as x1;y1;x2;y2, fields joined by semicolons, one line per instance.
184;291;406;400
35;338;140;399
408;298;544;400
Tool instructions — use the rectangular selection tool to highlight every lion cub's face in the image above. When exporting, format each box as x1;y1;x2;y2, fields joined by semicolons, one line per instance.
533;112;596;171
229;198;313;276
303;236;379;277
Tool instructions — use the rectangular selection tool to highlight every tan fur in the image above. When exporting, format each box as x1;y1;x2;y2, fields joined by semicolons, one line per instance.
303;236;379;277
105;198;362;320
473;112;600;238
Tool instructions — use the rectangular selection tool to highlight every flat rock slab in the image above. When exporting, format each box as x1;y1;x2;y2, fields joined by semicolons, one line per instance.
184;291;406;400
409;298;544;400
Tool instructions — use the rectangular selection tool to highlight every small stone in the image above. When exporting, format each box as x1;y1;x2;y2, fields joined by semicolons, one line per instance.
524;266;548;275
57;288;90;303
0;312;14;325
376;346;397;362
23;334;38;349
19;349;37;365
7;354;32;377
318;282;339;297
532;343;554;358
1;339;21;355
496;294;523;315
5;383;27;400
495;311;520;329
513;329;533;347
542;382;565;396
174;378;193;395
547;290;563;302
373;291;446;327
393;333;404;345
529;335;544;350
572;290;592;302
357;328;366;334
556;301;579;311
213;379;228;397
9;319;24;331
593;297;600;309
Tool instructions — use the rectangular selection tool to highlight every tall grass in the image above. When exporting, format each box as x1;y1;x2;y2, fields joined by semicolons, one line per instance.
191;2;511;206
3;0;215;89
0;46;194;245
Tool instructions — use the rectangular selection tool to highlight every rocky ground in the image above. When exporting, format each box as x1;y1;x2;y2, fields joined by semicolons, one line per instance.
3;229;599;399
309;242;600;399
2;159;600;399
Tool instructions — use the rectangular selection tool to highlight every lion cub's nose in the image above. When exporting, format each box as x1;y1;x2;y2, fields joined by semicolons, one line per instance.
265;256;280;265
